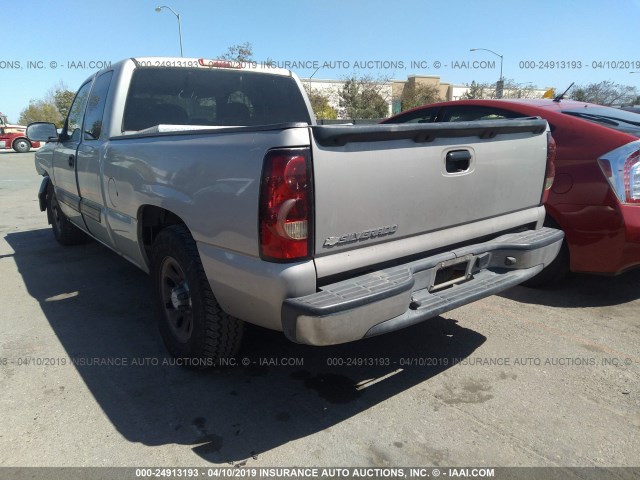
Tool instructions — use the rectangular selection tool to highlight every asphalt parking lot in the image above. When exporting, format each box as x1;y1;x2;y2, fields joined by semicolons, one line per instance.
0;150;638;469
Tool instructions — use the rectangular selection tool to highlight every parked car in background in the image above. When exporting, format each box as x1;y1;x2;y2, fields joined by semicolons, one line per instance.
383;99;640;286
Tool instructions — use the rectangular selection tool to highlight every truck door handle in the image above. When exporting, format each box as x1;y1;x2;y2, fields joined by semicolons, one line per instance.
68;155;75;167
446;150;471;173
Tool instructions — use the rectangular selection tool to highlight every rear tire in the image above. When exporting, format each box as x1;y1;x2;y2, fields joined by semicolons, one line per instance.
12;139;31;153
151;225;244;368
47;184;86;245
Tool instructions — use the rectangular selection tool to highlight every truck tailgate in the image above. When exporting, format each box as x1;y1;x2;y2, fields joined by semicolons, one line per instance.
311;119;549;274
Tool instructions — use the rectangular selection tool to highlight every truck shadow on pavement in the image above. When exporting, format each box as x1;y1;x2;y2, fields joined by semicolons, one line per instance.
499;269;640;308
6;228;486;464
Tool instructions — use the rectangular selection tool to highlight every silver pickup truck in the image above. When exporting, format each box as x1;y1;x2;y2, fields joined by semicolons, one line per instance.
27;57;563;367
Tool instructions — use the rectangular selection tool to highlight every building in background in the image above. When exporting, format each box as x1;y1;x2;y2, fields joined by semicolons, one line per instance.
391;76;454;114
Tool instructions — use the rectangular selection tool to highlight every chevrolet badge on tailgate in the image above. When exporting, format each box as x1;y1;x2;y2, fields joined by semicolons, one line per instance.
323;225;399;248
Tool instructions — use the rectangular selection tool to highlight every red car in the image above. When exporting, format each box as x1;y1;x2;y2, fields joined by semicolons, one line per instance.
382;99;640;285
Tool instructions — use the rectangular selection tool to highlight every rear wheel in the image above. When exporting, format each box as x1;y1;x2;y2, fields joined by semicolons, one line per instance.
13;139;30;153
46;184;86;245
151;225;244;368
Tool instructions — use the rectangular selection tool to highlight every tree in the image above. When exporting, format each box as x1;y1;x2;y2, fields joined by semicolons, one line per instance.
401;83;442;111
53;88;75;120
220;42;254;62
17;81;76;127
461;81;488;99
18;100;63;126
502;80;539;99
569;81;637;106
338;76;389;119
304;87;338;119
461;79;538;100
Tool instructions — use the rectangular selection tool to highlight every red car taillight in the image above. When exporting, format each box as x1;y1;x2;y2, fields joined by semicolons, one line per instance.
542;132;556;203
259;148;313;261
597;140;640;205
623;150;640;203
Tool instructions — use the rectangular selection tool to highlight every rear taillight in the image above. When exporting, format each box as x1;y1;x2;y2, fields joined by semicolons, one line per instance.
597;140;640;205
542;132;556;203
623;150;640;203
259;148;313;261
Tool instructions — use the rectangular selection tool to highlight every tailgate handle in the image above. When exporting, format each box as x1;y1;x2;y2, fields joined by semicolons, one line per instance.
446;150;471;173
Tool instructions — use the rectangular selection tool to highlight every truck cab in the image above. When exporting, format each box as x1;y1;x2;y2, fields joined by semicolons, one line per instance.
0;112;40;152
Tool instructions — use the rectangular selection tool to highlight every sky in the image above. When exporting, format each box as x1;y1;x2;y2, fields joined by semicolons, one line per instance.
1;0;640;122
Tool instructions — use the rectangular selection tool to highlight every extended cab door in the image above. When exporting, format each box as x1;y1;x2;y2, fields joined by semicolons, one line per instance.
51;80;92;227
76;70;115;247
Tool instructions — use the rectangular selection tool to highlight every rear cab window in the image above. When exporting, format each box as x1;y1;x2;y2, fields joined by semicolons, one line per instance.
122;67;312;132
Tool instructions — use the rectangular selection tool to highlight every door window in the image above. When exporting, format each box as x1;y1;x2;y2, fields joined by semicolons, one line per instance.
64;81;92;142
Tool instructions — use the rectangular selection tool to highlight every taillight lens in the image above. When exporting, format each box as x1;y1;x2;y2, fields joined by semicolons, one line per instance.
597;140;640;205
259;148;313;261
542;132;556;203
623;150;640;203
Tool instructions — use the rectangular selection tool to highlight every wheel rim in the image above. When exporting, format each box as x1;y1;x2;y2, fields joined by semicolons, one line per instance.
159;256;193;343
15;140;28;152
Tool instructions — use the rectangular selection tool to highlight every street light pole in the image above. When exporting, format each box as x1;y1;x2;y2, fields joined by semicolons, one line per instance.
155;5;183;57
470;48;504;98
308;66;321;94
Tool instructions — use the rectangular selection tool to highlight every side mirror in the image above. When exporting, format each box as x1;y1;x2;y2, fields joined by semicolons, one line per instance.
26;122;59;142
